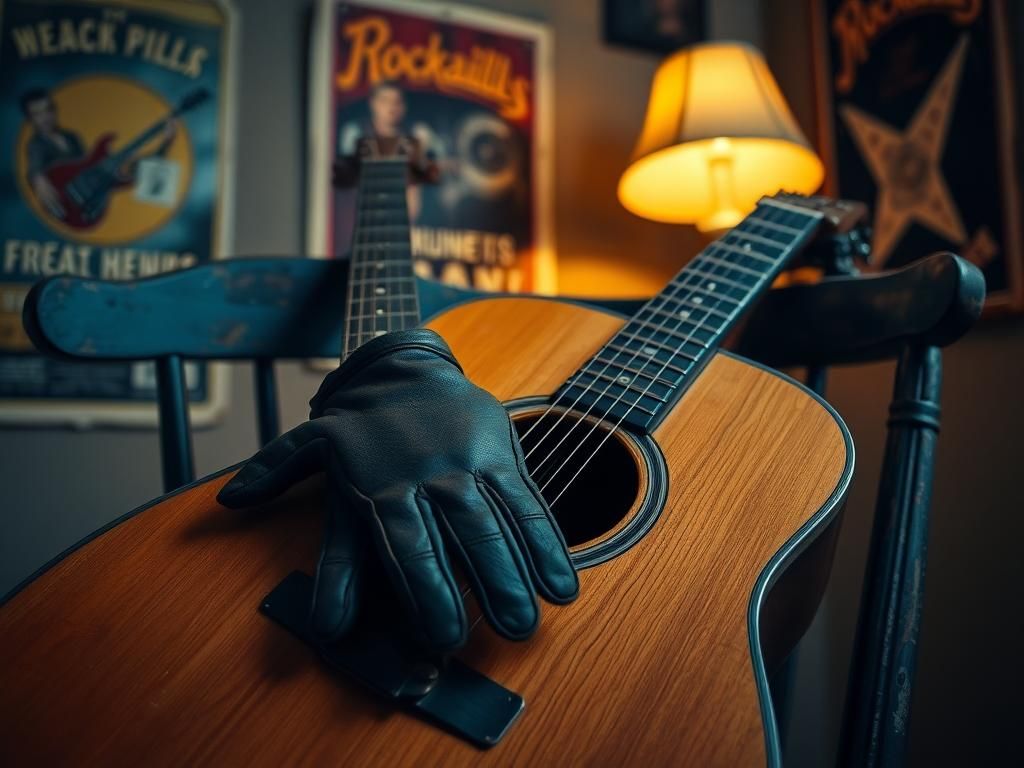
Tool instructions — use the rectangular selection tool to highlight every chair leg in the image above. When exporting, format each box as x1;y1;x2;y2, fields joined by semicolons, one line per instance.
840;345;942;767
253;359;280;446
156;354;195;492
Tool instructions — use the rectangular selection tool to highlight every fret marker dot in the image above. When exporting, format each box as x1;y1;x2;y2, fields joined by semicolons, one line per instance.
679;310;690;319
643;346;657;356
692;295;703;304
375;286;386;295
707;282;717;291
376;262;384;270
374;330;387;337
618;375;631;385
742;242;751;251
376;308;384;315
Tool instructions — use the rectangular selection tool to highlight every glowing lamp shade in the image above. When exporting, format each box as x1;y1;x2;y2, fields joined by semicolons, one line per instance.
618;42;824;231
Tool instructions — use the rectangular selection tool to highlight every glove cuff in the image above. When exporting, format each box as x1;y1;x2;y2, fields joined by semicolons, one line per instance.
310;329;462;417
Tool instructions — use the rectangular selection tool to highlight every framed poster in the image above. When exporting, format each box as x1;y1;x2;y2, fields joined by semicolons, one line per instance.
0;0;236;426
308;0;554;293
811;0;1022;314
603;0;706;54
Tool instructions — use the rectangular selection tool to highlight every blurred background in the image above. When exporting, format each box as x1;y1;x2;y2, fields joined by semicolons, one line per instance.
0;1;1021;764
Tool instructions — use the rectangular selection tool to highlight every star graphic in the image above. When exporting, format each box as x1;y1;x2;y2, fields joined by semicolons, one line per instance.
839;35;969;266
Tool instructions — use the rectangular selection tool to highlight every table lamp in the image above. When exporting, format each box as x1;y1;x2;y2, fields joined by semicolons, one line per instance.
618;41;824;232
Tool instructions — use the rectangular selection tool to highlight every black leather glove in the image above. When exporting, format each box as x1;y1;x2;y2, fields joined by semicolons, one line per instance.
218;329;578;652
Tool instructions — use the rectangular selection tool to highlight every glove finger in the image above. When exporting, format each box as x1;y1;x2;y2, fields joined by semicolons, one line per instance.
217;419;330;508
310;483;367;642
482;469;579;605
360;488;468;653
424;475;539;641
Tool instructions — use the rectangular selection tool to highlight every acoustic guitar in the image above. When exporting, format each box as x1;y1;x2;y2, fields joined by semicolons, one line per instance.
1;191;865;766
41;87;209;229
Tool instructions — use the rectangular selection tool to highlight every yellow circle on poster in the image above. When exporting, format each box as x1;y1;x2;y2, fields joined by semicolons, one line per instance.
15;75;194;246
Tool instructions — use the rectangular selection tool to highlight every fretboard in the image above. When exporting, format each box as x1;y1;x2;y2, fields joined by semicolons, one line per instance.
556;197;825;432
342;157;420;358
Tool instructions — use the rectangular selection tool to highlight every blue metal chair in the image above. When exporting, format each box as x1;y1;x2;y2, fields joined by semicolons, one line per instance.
22;257;646;492
735;251;984;767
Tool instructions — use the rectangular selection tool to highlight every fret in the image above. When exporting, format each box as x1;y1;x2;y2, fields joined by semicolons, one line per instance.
700;253;766;278
350;291;418;301
681;267;755;292
724;228;789;252
356;224;410;233
641;303;725;332
592;356;681;388
606;341;697;366
559;382;659;417
342;157;421;359
759;196;822;219
570;369;670;402
620;316;710;349
715;237;781;265
669;297;732;320
743;215;802;235
554;198;825;432
347;311;421;320
349;274;417;285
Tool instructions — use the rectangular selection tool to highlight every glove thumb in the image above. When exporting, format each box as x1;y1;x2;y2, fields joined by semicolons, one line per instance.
217;419;331;508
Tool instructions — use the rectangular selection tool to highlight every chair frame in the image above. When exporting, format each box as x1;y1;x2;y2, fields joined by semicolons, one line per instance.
24;251;984;766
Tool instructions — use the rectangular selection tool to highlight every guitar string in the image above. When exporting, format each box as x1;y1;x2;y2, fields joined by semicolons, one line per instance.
528;206;811;491
540;207;819;507
521;212;786;480
349;161;413;348
516;206;793;459
524;202;813;483
458;213;801;640
528;249;741;492
523;254;733;483
517;251;737;464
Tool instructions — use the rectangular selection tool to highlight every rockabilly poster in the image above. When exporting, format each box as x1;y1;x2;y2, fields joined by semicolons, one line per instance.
0;0;235;426
308;0;554;293
812;0;1023;314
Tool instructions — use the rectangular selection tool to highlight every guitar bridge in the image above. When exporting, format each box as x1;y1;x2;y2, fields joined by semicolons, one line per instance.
259;571;524;749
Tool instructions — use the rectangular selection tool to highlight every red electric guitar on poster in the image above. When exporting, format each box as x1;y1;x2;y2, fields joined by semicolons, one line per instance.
38;87;209;229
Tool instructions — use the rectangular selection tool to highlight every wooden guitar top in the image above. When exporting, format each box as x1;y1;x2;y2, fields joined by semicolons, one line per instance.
0;298;852;767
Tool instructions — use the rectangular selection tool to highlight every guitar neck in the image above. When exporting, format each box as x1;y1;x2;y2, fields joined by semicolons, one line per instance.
556;197;825;432
102;117;173;170
342;157;420;359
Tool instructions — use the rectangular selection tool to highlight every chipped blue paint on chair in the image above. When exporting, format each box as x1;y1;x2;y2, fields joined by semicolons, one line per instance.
22;257;647;492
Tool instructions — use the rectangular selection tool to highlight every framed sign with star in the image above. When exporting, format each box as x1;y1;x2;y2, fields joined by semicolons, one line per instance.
810;0;1023;314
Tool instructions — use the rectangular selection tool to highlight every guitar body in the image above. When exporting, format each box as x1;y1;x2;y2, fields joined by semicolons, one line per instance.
0;297;852;767
44;133;119;229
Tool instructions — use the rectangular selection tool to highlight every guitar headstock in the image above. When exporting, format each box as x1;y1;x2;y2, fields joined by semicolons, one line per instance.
769;193;872;276
770;192;868;235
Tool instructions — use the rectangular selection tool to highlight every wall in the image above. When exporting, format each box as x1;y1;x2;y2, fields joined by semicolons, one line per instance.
1;1;1019;765
0;0;745;595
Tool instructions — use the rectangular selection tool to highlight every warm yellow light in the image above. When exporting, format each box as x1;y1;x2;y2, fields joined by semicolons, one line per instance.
618;42;824;231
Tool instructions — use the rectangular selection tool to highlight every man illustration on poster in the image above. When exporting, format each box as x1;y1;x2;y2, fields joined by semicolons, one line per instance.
334;80;438;221
20;86;177;222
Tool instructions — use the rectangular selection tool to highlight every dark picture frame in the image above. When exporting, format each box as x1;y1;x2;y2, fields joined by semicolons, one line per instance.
809;0;1024;316
603;0;706;54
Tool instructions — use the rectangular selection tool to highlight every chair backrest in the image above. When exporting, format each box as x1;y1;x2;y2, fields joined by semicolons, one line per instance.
22;257;649;491
736;251;985;767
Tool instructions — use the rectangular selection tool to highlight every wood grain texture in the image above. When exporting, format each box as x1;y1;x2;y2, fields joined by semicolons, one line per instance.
0;298;850;767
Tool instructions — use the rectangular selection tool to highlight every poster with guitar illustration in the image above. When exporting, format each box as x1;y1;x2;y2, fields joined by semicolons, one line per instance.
308;0;554;293
811;0;1023;314
0;0;236;425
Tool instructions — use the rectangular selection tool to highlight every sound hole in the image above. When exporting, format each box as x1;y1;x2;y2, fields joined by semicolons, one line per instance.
512;411;641;548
